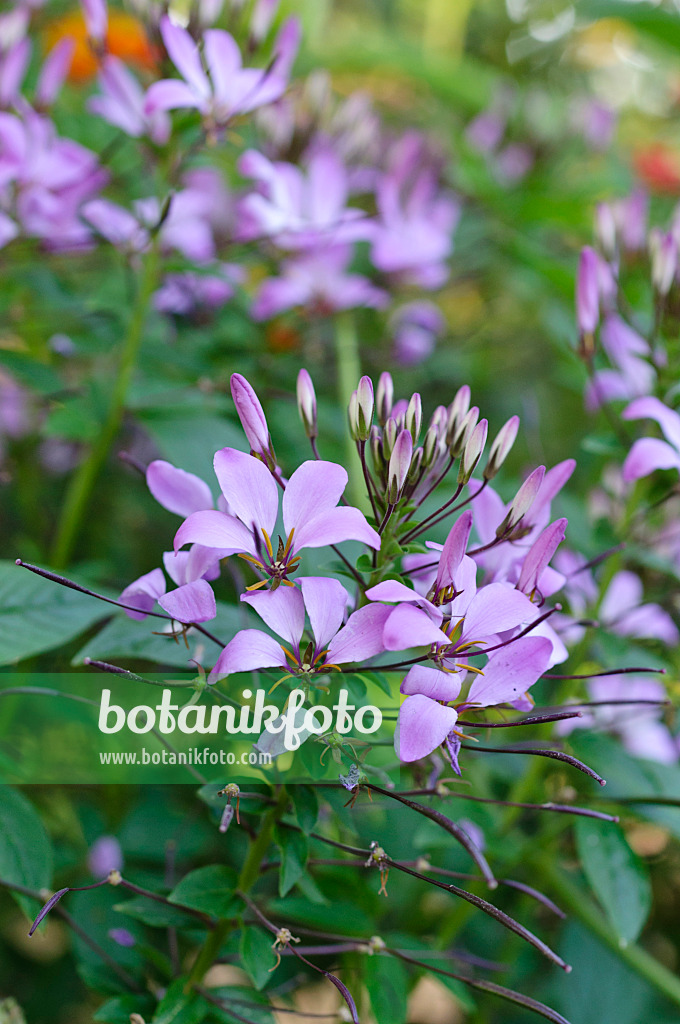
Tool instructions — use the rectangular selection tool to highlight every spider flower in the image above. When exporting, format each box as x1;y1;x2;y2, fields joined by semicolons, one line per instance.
209;577;391;682
622;396;680;481
144;16;296;128
174;448;380;589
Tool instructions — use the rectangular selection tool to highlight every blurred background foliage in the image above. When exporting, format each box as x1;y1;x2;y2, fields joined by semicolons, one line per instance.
3;1;680;1023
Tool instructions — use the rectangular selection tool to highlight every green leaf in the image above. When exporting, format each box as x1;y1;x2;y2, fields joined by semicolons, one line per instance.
239;926;277;990
575;819;652;944
289;785;319;832
204;986;274;1023
73;613;218;668
0;788;52;918
113;896;201;931
364;955;409;1024
168;865;239;919
0;561;111;666
275;825;308;897
152;980;208;1024
582;0;680;53
94;995;155;1024
296;738;328;779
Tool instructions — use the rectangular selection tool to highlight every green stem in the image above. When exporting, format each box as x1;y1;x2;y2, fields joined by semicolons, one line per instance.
334;312;365;511
237;787;288;892
533;855;680;1009
184;787;288;992
50;247;160;569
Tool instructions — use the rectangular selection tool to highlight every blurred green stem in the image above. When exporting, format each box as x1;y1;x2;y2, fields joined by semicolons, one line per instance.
423;0;472;54
50;247;160;569
532;854;680;1010
334;312;366;510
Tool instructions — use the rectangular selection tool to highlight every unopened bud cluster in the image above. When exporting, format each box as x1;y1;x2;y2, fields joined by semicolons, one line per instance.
334;371;523;527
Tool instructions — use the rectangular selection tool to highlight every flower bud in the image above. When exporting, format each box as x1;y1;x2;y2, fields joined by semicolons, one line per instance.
354;375;374;441
250;0;279;44
576;246;599;335
430;404;448;438
382;416;398;461
405;393;422;443
387;428;413;503
296;368;317;439
450;405;478;458
230;373;273;461
407;446;423;486
348;390;359;441
517;517;567;597
369;425;385;473
81;0;107;43
484;415;519;480
650;228;677;297
497;465;545;537
376;371;394;425
422;424;439;467
435;509;473;594
458;419;488;484
446;385;471;444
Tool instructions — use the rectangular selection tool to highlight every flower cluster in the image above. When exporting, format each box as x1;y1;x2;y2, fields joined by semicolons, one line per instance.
0;0;458;359
120;368;581;772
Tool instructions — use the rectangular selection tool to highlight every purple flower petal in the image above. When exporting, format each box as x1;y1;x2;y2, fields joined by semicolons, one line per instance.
282;460;346;535
204;29;243;103
600;570;641;621
120;568;166;621
209;629;286;682
435;510;473;591
144;78;201;115
174;509;256;555
623;437;680;482
616;603;679;644
623;395;680;451
530;459;576;526
160;16;210;99
88;836;123;876
466;637;552;708
383;604;450;651
298;576;349;648
517;518;567;596
159;579;216;623
326;603;392;664
108;928;136;948
292;504;380;552
461;583;534;642
213;447;278;536
147;460;214;517
401;663;463;700
366;579;441;619
242;586;305;646
396;694;458;762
